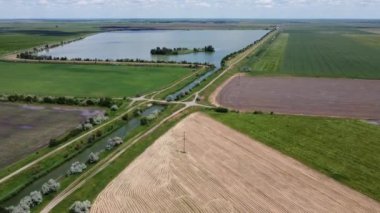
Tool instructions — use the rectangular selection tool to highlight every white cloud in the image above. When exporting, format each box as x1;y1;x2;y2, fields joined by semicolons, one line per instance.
6;0;380;7
0;0;380;18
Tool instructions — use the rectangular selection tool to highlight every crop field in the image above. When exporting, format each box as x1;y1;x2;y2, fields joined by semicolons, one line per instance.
208;111;380;201
216;76;380;119
237;27;380;79
0;62;191;97
0;102;103;169
0;22;100;55
239;33;288;74
1;19;380;212
92;113;380;212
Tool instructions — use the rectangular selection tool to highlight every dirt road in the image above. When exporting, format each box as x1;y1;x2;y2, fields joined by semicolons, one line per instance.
92;113;380;212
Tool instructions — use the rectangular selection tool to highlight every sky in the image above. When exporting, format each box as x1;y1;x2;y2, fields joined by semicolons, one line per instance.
0;0;379;19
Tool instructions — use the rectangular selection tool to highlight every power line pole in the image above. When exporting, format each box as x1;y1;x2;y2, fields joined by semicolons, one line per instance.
182;131;186;154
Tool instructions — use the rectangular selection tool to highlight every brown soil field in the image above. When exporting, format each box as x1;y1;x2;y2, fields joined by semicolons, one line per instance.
0;102;103;169
92;113;380;213
216;76;380;119
209;73;244;107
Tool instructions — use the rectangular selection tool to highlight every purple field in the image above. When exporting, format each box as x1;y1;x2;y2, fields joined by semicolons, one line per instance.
0;102;103;169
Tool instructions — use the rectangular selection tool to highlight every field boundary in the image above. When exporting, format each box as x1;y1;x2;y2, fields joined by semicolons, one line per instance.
0;54;203;67
92;112;380;212
209;73;244;107
215;76;380;120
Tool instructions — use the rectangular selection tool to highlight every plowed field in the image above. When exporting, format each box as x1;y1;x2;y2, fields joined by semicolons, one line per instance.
92;113;379;212
216;76;380;119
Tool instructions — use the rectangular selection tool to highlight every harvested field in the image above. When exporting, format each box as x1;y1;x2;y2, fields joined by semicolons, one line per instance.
92;113;380;212
0;102;103;169
217;76;380;119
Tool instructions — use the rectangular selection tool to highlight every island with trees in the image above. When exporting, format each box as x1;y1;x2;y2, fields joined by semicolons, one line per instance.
150;45;215;55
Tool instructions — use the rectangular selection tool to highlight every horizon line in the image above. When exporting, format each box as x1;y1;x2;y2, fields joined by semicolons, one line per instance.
1;18;380;20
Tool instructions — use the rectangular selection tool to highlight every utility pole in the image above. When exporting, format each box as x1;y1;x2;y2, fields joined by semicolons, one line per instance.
182;131;186;153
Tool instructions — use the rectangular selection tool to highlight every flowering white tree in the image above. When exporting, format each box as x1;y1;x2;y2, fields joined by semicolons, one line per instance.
110;104;119;111
67;161;87;176
69;200;91;213
105;137;123;150
87;152;100;164
6;191;43;213
41;179;60;195
29;191;43;206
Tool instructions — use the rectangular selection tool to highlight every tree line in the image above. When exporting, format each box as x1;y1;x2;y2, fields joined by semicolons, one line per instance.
150;45;215;55
1;94;119;108
16;52;213;67
221;29;276;67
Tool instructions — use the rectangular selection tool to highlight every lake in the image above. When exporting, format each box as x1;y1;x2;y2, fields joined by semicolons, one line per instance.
39;30;269;66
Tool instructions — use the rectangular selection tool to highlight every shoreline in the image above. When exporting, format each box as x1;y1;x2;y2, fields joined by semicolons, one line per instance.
0;53;210;67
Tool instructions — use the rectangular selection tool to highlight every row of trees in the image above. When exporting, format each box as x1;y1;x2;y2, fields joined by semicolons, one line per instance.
115;58;211;67
49;113;109;148
7;179;60;213
166;71;210;102
31;37;84;53
6;151;101;212
16;52;213;67
5;104;165;213
221;29;276;67
1;94;118;108
17;52;68;61
17;37;85;61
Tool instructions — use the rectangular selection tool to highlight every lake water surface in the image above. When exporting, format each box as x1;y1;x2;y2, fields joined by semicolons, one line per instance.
39;30;269;66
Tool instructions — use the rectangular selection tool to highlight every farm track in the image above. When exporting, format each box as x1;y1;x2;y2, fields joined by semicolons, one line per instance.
41;105;189;213
92;113;380;212
209;73;245;107
0;102;144;185
0;63;203;185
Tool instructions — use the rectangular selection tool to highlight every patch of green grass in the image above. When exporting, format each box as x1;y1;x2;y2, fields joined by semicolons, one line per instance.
207;111;380;201
345;33;380;49
239;33;288;74
0;62;191;97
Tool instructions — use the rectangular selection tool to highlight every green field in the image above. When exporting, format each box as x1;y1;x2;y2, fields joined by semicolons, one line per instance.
0;22;101;55
0;62;191;97
238;27;380;79
240;33;288;74
207;111;380;201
